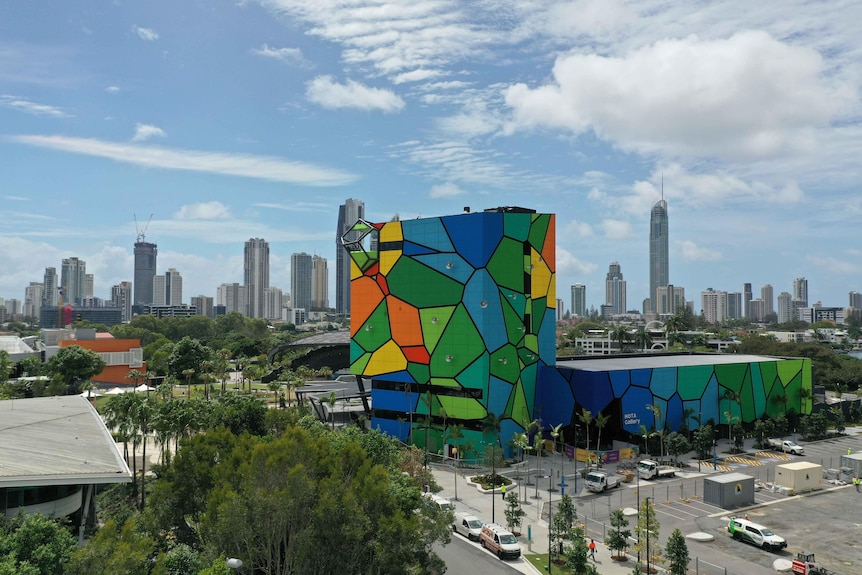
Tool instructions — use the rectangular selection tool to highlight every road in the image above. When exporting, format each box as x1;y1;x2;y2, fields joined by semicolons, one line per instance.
436;533;523;575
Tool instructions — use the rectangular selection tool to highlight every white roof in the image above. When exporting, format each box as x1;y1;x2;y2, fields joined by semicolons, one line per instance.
0;396;131;488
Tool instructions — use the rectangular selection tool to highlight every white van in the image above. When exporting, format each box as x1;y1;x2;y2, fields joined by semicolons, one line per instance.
727;517;787;552
453;512;483;541
424;493;455;511
480;523;521;559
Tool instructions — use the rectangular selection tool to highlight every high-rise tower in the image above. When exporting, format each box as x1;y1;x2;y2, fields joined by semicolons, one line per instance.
42;267;58;308
312;254;328;310
648;199;668;312
244;238;270;318
605;262;626;315
134;241;158;306
571;284;586;317
291;252;314;316
61;257;86;305
336;198;365;316
793;277;809;308
153;268;182;306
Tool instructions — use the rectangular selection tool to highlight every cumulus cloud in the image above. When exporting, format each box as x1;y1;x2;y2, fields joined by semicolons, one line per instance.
556;247;598;276
429;183;465;198
563;220;593;237
251;44;307;66
174;201;231;220
132;26;159;41
680;240;722;262
504;31;851;160
10;134;358;185
131;123;166;142
306;76;405;112
0;94;70;117
601;219;633;239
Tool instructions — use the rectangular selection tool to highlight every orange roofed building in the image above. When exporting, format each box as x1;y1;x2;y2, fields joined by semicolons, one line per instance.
51;331;145;386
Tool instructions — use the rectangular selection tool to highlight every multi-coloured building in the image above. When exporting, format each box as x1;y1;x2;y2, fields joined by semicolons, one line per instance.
344;207;811;454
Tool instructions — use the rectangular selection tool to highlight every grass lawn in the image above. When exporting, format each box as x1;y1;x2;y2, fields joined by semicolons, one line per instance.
525;553;569;574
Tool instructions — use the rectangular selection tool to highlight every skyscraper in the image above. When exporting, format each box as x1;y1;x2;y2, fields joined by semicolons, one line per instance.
701;288;727;324
42;267;58;308
850;291;862;309
648;199;669;312
336;198;365;315
134;240;158;306
743;283;753;319
312;254;328;310
571;284;586;317
244;238;269;318
24;282;43;321
793;277;809;308
217;283;247;314
604;261;626;315
777;292;793;323
761;284;774;317
112;281;133;322
291;252;313;317
61;257;86;305
153;268;182;306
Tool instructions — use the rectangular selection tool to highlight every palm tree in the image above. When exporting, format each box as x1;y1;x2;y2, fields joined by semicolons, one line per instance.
664;313;687;336
215;348;231;395
182;368;195;399
132;397;153;510
611;325;632;353
594;412;610;452
638;424;651;456
722;388;742;431
126;368;145;390
635;330;654;352
646;402;666;458
268;380;282;407
578;408;593;463
797;387;813;414
320;391;338;430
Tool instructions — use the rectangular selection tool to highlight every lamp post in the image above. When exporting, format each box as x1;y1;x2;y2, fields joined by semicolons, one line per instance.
574;425;580;494
547;475;553;573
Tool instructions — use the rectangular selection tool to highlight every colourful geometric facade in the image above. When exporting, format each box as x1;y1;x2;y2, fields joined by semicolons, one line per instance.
539;355;812;435
344;208;556;452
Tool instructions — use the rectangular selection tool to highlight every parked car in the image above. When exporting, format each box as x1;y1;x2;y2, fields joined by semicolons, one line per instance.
766;438;804;455
453;512;483;541
480;523;521;560
727;517;787;552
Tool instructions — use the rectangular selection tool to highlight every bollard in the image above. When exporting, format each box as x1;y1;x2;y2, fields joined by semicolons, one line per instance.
528;524;532;542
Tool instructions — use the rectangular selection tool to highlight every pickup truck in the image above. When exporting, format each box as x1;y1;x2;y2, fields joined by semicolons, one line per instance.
766;438;804;455
585;470;622;492
637;459;676;480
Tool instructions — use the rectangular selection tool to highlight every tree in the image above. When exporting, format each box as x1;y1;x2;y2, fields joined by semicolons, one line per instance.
635;330;653;352
606;509;631;560
692;425;713;460
562;525;598;575
611;325;632;353
65;517;155;575
44;345;106;394
578;408;593;462
634;497;662;573
504;491;526;534
167;337;213;384
665;528;690;575
665;432;691;464
0;512;76;575
646;402;666;458
595;411;610;452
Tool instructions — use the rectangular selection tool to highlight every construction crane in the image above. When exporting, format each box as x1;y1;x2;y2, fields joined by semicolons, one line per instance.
134;213;154;243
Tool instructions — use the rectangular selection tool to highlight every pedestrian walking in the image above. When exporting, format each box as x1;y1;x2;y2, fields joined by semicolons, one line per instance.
854;477;860;493
589;539;597;560
501;484;506;500
848;448;853;456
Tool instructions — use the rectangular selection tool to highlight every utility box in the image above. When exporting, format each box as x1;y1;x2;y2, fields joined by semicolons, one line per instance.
840;453;862;479
774;461;822;495
703;472;755;509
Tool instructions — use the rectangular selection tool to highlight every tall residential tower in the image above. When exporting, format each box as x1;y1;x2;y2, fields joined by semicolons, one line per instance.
244;238;270;318
134;241;158;306
648;199;669;313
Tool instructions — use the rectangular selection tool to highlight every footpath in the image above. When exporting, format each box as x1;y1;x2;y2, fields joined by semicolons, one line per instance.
430;460;643;575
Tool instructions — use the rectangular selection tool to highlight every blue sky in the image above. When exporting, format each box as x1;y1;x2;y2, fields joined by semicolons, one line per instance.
2;0;860;313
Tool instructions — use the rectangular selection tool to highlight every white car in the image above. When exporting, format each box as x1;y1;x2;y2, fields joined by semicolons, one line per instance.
453;512;483;541
727;517;787;552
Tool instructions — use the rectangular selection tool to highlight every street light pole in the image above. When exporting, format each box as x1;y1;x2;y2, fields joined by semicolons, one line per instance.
547;475;553;573
645;497;651;575
491;442;496;524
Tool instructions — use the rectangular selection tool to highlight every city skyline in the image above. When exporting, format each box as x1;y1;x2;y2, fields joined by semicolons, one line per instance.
2;2;862;310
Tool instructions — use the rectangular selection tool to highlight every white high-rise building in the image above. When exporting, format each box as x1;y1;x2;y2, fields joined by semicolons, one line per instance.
244;238;269;318
850;290;862;309
312;255;328;310
777;292;793;324
112;281;133;322
761;284;774;317
61;257;86;304
217;283;247;314
191;295;214;318
656;285;685;316
701;288;727;324
263;287;283;320
153;268;182;306
604;262;626;315
24;282;43;321
42;267;58;308
793;277;809;308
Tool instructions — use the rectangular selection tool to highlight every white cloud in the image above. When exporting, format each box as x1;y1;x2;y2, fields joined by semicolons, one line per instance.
680;240;722;262
393;69;442;84
563;220;593;237
9;134;358;186
131;123;166;142
252;201;330;212
174;202;231;220
0;94;70;117
306;76;405;112
429;182;465;198
3;196;28;201
105;86;120;93
556;247;597;276
251;44;307;66
133;26;159;41
504;31;852;161
601;219;632;239
543;0;636;39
